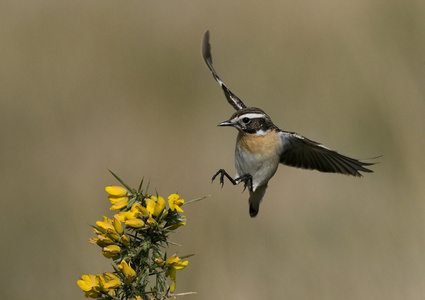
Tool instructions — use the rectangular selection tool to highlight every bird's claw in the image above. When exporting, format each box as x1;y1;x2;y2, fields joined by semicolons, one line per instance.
237;174;253;192
212;169;231;188
212;169;252;191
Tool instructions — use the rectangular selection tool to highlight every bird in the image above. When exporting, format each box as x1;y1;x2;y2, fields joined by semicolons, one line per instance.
201;30;376;217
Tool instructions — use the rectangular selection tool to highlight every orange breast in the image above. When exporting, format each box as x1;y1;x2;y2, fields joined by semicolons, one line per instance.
237;130;281;155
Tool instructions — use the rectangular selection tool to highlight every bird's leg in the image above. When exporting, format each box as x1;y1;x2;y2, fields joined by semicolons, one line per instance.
212;169;237;187
212;169;252;191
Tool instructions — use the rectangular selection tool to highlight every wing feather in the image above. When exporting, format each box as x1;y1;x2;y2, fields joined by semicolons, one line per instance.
279;131;375;177
202;31;247;111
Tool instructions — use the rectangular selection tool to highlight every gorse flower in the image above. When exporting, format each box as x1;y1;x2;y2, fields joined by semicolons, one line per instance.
105;185;127;197
166;256;190;279
168;194;184;213
77;274;98;295
165;256;189;292
106;185;129;210
77;273;120;298
125;218;145;228
103;272;121;288
146;195;166;217
77;171;204;299
117;260;136;284
102;244;121;259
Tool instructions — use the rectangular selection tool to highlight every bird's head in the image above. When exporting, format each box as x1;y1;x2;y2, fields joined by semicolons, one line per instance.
218;107;274;135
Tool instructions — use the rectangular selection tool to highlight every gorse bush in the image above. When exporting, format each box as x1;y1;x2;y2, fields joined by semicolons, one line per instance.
77;171;204;299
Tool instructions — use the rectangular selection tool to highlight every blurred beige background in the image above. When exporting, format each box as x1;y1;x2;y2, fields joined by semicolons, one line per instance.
1;0;425;299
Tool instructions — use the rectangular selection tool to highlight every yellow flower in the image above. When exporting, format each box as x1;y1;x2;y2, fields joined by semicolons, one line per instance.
121;234;130;246
132;202;149;217
102;245;121;259
168;194;184;212
116;205;144;229
167;216;186;230
103;272;120;281
146;217;157;227
106;229;120;241
164;256;189;294
115;212;128;222
109;198;129;210
125;218;145;228
118;260;136;284
166;256;189;269
115;208;139;222
96;216;115;231
166;256;189;281
108;195;128;204
89;234;114;247
77;273;120;298
146;196;165;217
105;186;127;197
113;215;123;235
96;216;121;240
154;257;165;267
170;280;177;293
146;198;156;216
77;274;98;292
93;228;103;235
154;196;165;216
106;186;129;210
103;272;121;289
96;274;109;293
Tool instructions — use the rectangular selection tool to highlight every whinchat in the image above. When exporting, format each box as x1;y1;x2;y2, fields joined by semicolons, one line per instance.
202;31;376;217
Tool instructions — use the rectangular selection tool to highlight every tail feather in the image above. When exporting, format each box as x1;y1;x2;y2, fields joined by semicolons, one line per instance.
249;185;267;217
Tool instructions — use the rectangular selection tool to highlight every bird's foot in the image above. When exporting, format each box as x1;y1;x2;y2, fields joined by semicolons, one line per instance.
212;169;252;191
235;174;253;192
212;169;237;187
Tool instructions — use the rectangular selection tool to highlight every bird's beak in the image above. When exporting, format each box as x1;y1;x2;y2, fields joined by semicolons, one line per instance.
217;120;234;127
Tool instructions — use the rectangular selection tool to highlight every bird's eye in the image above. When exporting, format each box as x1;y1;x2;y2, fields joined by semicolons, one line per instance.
242;117;250;124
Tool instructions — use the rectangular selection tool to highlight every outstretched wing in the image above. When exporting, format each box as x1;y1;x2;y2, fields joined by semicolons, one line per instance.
202;30;247;111
278;130;375;177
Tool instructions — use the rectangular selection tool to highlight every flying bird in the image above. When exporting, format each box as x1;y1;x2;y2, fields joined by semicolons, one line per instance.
202;31;375;217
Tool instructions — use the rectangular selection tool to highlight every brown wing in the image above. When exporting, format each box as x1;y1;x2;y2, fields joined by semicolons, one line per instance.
278;131;375;177
202;31;247;111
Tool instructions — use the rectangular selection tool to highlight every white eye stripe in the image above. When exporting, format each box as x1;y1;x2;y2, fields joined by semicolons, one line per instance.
234;113;266;122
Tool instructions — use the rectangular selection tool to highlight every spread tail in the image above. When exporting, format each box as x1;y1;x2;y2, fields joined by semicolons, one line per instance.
249;185;267;217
